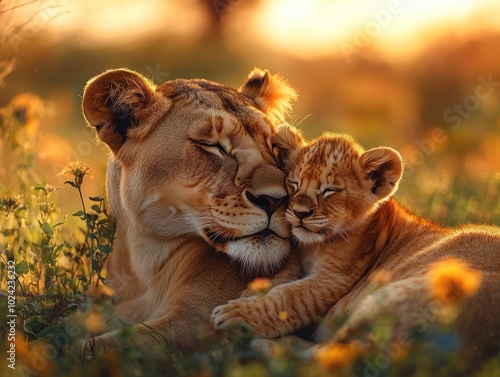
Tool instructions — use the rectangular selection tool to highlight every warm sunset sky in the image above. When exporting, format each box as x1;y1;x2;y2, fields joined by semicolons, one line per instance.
4;0;500;60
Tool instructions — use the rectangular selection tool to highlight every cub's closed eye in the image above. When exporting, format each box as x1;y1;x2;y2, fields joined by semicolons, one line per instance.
287;179;300;191
322;187;343;197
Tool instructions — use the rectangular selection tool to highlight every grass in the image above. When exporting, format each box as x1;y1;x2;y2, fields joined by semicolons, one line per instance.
1;94;499;377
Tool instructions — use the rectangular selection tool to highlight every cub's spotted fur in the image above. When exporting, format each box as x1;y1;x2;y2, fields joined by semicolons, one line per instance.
212;126;500;366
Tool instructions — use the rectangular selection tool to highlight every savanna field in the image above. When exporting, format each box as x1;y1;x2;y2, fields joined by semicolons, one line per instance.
1;1;500;376
1;79;500;377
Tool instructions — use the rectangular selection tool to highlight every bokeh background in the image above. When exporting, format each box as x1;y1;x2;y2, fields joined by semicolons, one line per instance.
1;0;500;224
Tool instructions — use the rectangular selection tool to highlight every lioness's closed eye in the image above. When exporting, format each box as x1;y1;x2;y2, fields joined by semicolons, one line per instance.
211;125;500;368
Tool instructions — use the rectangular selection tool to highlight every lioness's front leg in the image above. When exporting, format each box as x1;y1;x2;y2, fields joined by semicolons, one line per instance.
82;251;250;358
82;306;206;359
82;287;228;359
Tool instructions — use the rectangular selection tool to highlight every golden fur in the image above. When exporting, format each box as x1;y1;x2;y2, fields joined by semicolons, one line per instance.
211;126;500;366
81;68;297;355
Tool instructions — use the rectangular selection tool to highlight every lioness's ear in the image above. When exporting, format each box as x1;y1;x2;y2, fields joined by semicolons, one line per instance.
238;68;297;123
82;69;157;153
274;125;305;172
360;147;403;199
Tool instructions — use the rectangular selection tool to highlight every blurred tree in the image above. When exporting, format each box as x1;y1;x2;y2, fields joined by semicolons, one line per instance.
198;0;225;39
197;0;250;40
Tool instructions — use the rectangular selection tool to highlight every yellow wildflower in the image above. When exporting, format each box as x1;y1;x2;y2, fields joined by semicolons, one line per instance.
248;277;272;295
9;92;44;136
315;342;360;369
30;342;56;377
278;311;288;321
84;309;106;333
60;161;92;187
428;258;482;304
14;332;29;359
86;275;115;303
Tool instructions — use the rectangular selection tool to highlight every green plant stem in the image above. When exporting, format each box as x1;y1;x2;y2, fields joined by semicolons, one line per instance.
76;184;86;214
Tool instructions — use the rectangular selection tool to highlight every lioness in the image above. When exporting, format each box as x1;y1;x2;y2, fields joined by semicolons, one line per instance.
212;126;500;366
81;68;296;354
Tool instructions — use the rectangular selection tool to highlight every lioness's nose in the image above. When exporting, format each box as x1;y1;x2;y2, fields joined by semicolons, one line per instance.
246;192;287;217
245;165;287;216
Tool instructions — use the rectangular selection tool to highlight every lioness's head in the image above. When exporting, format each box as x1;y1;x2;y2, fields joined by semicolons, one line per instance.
275;126;403;245
82;68;297;273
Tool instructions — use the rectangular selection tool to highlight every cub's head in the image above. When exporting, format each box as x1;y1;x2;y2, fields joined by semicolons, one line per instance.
275;126;403;245
82;68;297;273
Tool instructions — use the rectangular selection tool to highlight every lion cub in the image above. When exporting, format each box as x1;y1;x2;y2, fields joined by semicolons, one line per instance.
211;126;500;362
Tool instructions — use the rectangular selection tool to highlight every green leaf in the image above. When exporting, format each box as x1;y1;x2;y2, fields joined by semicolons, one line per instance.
89;196;103;202
99;245;113;254
45;266;54;280
15;260;29;274
38;325;66;342
42;222;54;237
54;244;64;253
63;180;77;188
2;229;16;237
33;185;47;194
73;210;85;217
4;250;14;261
24;316;47;337
91;204;100;213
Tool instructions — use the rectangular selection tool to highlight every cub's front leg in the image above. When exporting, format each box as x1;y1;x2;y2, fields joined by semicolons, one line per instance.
211;277;332;338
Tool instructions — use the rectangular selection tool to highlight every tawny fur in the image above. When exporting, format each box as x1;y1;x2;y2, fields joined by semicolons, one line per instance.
212;126;500;367
81;68;297;356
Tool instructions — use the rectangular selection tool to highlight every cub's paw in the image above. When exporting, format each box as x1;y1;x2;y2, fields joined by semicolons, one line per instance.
211;299;251;331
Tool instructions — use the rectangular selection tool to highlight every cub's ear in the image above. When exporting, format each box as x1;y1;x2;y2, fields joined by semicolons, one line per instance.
360;147;403;199
238;68;298;123
274;125;305;172
82;69;158;154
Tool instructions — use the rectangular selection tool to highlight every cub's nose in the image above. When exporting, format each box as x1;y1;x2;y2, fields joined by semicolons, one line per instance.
246;192;287;217
293;209;314;220
291;195;316;221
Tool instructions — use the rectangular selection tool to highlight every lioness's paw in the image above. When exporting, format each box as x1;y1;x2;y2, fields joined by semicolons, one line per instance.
77;338;94;360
